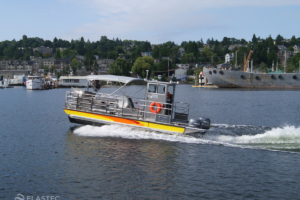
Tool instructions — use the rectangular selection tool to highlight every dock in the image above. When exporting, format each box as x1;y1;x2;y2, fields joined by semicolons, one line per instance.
192;85;218;88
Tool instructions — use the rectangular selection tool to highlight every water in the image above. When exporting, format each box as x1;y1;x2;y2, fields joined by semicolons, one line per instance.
1;85;300;199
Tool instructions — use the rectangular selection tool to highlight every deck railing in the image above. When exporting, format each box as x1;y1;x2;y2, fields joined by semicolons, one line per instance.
64;91;190;123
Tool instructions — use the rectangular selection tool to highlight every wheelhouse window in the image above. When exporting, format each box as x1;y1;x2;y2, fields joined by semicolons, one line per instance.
148;84;157;93
157;85;166;94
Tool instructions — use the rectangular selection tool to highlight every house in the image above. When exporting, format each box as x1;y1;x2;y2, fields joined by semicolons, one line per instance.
277;45;288;57
33;46;53;54
57;47;67;52
154;58;160;64
228;44;246;51
176;64;189;70
225;53;234;63
54;58;71;72
294;45;300;54
96;59;114;74
141;52;152;57
179;47;185;56
174;68;187;80
76;55;85;61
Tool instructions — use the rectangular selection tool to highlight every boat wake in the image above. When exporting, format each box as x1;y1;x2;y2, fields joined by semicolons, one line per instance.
72;124;300;152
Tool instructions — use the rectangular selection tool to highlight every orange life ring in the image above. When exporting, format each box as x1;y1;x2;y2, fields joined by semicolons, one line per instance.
149;102;162;113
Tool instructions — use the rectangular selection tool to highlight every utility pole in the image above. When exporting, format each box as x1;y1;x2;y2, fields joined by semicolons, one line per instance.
235;50;238;68
284;51;286;73
168;57;170;82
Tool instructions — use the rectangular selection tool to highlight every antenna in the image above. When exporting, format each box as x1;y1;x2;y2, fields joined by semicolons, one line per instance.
146;70;149;80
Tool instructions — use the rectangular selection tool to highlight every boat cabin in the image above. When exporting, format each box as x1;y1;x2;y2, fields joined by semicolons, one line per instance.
64;75;191;127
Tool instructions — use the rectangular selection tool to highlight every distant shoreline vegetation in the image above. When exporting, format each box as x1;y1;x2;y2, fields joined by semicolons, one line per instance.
1;34;300;74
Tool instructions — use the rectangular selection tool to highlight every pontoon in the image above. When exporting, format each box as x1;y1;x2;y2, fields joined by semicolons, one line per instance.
63;75;211;134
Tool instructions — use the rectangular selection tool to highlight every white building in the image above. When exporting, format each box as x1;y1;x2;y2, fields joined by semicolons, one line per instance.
174;68;187;80
225;53;234;63
294;45;300;54
176;64;189;70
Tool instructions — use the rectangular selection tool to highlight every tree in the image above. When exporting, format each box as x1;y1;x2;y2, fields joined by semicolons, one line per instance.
199;46;215;63
62;49;78;59
54;48;62;58
276;34;284;45
70;58;82;73
291;52;300;68
43;53;51;58
267;50;277;66
108;58;131;76
107;51;119;59
258;62;268;73
115;46;125;54
141;41;151;52
132;56;154;78
152;46;160;58
252;34;257;44
181;53;195;64
157;59;171;71
84;50;95;71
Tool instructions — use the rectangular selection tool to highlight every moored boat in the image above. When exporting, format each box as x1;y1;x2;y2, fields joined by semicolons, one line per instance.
203;67;300;89
58;71;87;87
26;75;45;90
63;75;211;134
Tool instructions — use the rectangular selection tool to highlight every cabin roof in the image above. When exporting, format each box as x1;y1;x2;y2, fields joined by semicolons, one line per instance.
86;75;146;84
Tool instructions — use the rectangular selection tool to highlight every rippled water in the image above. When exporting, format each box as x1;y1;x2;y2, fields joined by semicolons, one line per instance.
1;85;300;199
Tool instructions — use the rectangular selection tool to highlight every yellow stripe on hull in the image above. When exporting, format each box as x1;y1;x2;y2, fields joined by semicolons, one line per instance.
64;109;185;134
148;122;185;133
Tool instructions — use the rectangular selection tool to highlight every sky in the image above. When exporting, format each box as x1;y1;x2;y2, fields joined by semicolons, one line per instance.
1;0;300;45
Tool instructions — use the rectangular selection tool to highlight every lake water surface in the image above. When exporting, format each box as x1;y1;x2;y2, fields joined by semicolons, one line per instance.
1;85;300;199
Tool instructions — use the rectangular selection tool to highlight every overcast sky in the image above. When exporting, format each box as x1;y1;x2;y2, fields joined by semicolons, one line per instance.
1;0;299;45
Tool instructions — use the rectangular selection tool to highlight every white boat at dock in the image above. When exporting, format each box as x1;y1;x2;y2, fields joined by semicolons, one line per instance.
59;72;87;87
26;75;45;90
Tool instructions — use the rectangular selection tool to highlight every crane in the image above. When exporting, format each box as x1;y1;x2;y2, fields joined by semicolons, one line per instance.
244;50;252;72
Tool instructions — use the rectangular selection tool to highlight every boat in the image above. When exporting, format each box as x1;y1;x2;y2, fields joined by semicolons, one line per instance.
63;75;211;134
203;67;300;89
26;75;45;90
9;74;26;86
58;71;87;87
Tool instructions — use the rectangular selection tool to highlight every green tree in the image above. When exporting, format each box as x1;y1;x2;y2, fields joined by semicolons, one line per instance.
157;59;172;71
107;51;119;59
259;62;268;73
62;49;78;59
276;34;284;45
152;46;160;58
291;52;300;68
199;46;215;63
141;41;151;52
70;58;82;73
84;50;95;71
132;56;154;78
181;53;195;64
252;34;257;44
108;58;131;76
54;48;62;58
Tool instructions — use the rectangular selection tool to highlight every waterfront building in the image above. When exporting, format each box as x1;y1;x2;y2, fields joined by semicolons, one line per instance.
33;46;53;54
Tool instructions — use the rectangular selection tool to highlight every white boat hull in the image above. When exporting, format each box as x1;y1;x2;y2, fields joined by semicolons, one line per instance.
26;80;44;90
